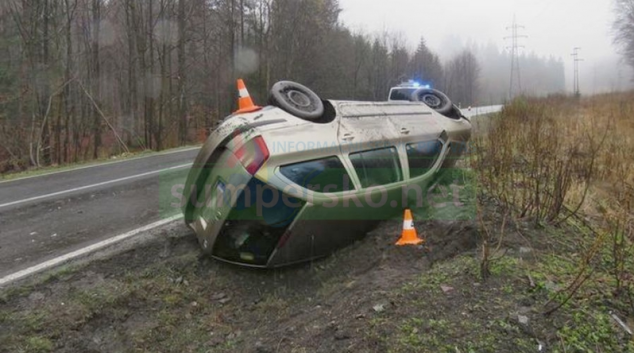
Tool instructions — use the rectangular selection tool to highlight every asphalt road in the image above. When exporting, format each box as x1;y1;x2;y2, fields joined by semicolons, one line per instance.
461;105;504;119
0;105;503;281
0;148;198;278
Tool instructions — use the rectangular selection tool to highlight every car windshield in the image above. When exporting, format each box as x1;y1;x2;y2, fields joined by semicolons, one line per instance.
389;88;417;101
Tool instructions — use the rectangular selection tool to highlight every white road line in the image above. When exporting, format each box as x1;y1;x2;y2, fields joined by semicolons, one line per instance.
0;146;200;185
0;163;192;210
0;214;184;287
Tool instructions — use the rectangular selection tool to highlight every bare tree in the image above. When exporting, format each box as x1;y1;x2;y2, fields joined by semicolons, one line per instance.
445;49;481;106
614;0;634;70
177;0;188;144
91;0;101;159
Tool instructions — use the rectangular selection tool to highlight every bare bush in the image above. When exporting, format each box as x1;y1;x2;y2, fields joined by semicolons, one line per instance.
473;93;634;312
471;97;605;225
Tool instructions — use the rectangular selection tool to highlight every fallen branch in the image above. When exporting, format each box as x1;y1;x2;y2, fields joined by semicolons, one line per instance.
0;141;17;160
78;81;130;154
528;274;535;288
543;268;595;316
36;78;75;167
543;229;607;316
610;311;633;335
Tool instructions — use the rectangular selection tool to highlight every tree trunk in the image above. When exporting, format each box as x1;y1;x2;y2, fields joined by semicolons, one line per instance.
91;0;101;159
40;0;52;165
145;0;155;150
177;0;188;144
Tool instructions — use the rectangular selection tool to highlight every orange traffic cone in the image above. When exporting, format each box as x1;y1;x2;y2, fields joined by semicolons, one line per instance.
235;79;262;114
396;209;424;246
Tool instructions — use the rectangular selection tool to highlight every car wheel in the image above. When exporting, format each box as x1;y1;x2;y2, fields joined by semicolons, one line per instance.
410;88;453;115
268;81;325;121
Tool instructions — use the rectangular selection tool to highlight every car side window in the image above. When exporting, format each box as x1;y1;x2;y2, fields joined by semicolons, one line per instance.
350;147;402;188
407;140;444;178
280;156;353;193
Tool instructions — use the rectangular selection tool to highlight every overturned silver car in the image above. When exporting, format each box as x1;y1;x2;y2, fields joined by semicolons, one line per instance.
181;80;472;267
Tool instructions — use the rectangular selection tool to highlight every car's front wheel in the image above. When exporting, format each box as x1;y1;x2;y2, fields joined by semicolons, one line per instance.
410;88;453;115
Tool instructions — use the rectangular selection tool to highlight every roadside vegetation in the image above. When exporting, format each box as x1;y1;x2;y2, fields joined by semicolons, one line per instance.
2;92;634;352
470;92;634;348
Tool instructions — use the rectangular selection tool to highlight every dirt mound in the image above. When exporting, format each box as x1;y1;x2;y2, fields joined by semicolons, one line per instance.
250;219;479;353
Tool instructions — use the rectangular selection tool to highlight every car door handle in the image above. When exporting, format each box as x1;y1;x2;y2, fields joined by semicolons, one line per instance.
342;133;355;141
400;128;410;135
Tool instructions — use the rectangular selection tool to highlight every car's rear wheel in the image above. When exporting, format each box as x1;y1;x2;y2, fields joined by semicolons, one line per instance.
268;81;324;120
410;88;453;115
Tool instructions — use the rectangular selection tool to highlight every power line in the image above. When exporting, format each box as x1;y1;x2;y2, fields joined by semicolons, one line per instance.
505;15;527;99
571;47;583;96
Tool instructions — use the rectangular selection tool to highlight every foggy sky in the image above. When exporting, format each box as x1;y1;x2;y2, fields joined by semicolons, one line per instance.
338;0;632;93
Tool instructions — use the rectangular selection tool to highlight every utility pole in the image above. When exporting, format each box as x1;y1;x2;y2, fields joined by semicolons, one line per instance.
571;47;583;97
505;15;527;99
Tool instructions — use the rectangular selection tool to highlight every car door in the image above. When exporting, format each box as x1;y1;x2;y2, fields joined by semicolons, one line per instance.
333;101;402;187
387;103;447;179
387;103;445;146
333;102;408;220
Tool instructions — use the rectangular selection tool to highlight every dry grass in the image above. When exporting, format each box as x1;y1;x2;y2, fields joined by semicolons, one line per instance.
471;92;634;307
472;96;605;224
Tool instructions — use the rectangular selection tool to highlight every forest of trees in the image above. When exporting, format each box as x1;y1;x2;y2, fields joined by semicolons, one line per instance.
0;0;566;173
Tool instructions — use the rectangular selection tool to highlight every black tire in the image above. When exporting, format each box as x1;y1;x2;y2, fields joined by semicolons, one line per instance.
268;81;324;120
410;88;453;115
442;104;469;121
454;105;470;122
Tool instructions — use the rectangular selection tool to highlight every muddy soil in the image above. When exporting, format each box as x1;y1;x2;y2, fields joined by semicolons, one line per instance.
0;213;481;352
1;202;631;353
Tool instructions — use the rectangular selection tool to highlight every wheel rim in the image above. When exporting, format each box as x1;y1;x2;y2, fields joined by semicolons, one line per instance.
422;94;442;108
286;90;311;108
